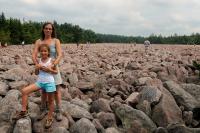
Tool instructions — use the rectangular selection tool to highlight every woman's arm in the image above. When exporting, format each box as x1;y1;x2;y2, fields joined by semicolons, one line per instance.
35;68;39;75
49;65;58;74
52;39;62;66
32;40;40;65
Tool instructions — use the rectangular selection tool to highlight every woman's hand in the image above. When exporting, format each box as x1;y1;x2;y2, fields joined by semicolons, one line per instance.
51;60;56;68
34;64;42;75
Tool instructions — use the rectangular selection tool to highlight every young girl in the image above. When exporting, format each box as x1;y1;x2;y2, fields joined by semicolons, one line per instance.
13;44;57;129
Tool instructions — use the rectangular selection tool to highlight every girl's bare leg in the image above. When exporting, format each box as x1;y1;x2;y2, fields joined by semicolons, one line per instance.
41;91;47;109
47;92;54;119
37;91;48;121
12;84;39;120
44;92;55;128
21;84;40;111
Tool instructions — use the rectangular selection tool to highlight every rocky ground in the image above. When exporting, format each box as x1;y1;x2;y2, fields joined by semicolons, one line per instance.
0;43;200;133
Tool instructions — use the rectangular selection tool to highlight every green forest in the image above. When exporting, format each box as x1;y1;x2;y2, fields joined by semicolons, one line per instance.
1;12;200;45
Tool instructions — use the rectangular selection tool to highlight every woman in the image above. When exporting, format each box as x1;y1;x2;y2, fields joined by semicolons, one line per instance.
32;22;63;121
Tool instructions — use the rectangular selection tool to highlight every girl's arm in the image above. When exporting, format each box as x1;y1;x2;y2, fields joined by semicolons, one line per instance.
41;61;58;74
52;39;62;66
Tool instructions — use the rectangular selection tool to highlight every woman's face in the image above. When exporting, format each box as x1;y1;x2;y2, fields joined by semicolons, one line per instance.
43;24;53;37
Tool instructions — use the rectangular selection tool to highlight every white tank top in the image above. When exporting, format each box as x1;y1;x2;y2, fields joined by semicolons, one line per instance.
37;58;55;83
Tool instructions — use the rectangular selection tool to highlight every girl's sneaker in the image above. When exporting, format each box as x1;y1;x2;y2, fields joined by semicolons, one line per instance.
12;110;28;120
45;117;53;129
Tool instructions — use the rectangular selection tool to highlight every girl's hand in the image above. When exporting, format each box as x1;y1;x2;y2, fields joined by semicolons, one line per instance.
40;66;49;72
35;64;42;69
41;66;57;74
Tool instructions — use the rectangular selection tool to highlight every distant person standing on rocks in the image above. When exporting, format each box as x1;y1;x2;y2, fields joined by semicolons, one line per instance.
1;42;7;47
76;42;80;48
144;40;150;53
32;22;63;121
21;41;25;47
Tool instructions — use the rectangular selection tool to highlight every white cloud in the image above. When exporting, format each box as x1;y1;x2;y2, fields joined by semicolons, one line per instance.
1;0;200;36
20;0;40;5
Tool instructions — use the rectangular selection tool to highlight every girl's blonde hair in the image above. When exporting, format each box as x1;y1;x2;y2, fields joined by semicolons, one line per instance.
38;44;50;57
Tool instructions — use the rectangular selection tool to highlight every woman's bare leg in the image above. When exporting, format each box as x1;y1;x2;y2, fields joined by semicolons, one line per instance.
55;85;61;106
55;85;62;121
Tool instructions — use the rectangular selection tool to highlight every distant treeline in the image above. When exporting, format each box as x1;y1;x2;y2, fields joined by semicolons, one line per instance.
1;12;200;45
96;33;200;45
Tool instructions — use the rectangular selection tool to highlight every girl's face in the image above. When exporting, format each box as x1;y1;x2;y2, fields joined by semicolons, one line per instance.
43;24;53;37
40;47;49;59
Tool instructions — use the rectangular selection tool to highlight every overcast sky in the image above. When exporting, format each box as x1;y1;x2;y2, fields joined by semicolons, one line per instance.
1;0;200;36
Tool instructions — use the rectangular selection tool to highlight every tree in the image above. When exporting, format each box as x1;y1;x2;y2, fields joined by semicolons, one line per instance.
9;18;23;44
0;12;6;30
73;25;82;45
2;12;200;45
82;30;96;43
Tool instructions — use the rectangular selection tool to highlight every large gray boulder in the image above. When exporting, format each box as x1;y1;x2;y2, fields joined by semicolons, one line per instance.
181;83;200;102
90;98;112;113
0;81;9;96
152;86;183;127
164;81;199;110
105;127;120;133
8;81;28;90
71;97;90;111
139;86;162;106
0;90;21;133
0;67;29;81
13;117;32;133
0;122;13;133
62;101;93;119
167;123;200;133
0;90;21;123
96;112;117;128
115;104;157;133
70;118;97;133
